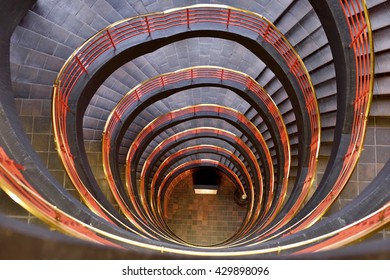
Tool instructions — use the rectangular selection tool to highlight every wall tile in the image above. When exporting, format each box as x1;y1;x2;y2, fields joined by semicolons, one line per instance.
166;175;247;246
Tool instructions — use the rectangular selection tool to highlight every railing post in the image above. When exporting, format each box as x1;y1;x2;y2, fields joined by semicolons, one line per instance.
106;30;116;50
186;9;190;29
160;76;165;88
134;88;140;101
113;111;121;124
226;9;231;29
290;58;299;72
145;16;151;36
263;24;271;40
75;55;88;74
60;96;70;112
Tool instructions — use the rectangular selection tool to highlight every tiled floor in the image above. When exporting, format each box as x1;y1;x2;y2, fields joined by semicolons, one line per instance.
165;175;247;246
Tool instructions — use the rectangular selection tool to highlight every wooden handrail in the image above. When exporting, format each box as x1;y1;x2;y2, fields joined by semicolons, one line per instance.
52;8;318;230
287;0;374;235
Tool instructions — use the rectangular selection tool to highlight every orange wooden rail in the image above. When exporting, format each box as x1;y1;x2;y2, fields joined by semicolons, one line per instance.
52;5;321;243
1;146;388;254
130;108;266;235
2;1;382;254
53;6;318;231
102;68;290;230
0;147;122;248
287;0;374;234
139;127;263;233
149;145;253;237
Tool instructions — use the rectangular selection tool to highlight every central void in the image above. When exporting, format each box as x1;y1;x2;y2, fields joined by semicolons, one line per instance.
165;169;247;246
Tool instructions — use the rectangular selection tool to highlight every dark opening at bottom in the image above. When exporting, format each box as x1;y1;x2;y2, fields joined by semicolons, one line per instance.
192;167;221;194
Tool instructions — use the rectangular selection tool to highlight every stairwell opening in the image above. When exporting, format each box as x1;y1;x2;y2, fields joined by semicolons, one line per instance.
165;170;247;246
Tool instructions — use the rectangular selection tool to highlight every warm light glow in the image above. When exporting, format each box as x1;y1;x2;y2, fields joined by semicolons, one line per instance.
8;192;22;204
194;189;218;195
193;185;218;195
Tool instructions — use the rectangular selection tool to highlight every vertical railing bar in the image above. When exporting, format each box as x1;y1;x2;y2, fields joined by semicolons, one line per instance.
106;30;116;50
186;8;190;29
226;9;231;29
160;76;165;88
75;55;88;74
145;16;151;35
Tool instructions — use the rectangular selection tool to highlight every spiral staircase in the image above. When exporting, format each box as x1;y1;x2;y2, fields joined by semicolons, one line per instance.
0;0;389;258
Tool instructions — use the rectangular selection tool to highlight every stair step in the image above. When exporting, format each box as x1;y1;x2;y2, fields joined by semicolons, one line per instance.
369;3;390;31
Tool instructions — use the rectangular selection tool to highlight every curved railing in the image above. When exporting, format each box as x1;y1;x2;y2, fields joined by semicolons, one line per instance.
102;67;290;234
287;0;374;234
1;146;389;256
0;147;122;247
162;169;194;219
147;144;254;237
156;158;247;234
44;1;378;253
140;127;263;239
52;5;318;235
52;84;151;237
128;108;258;210
228;0;375;246
124;105;271;229
132;120;264;241
0;0;386;260
295;202;390;254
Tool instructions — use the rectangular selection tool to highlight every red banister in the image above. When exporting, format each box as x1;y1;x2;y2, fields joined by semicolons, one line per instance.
287;0;373;235
130;106;267;230
154;145;254;234
106;30;116;49
53;5;317;238
0;148;122;247
100;67;292;235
